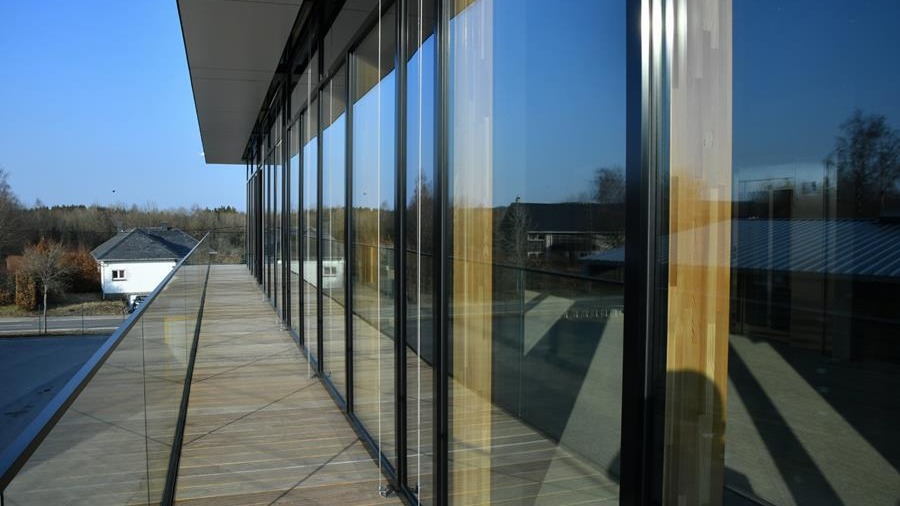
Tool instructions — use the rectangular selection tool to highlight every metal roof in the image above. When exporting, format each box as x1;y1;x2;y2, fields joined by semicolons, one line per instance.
581;219;900;279
733;219;900;278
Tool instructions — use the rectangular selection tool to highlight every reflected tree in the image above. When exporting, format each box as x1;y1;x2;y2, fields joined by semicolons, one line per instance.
826;110;900;218
498;197;531;268
593;166;626;204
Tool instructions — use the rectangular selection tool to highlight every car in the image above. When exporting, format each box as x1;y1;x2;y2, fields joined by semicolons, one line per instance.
128;294;147;314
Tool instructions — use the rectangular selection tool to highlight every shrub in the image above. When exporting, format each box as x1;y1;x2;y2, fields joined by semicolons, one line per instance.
15;270;37;311
64;248;100;293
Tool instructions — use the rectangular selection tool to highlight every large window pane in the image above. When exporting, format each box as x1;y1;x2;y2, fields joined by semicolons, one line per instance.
322;67;348;396
725;1;900;504
274;114;283;315
405;0;436;501
446;0;625;503
290;121;301;335
351;4;398;468
303;103;319;363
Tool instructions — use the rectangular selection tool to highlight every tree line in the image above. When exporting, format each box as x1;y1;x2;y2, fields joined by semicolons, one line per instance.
0;170;245;309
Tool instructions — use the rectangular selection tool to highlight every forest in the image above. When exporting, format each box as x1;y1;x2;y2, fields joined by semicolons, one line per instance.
0;169;244;311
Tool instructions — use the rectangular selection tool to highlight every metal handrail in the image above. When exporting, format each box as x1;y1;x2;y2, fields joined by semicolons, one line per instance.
0;233;211;493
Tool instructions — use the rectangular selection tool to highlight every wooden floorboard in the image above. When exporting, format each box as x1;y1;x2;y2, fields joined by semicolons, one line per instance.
174;265;400;506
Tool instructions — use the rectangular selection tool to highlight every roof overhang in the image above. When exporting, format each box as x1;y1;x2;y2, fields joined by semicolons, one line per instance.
177;0;303;164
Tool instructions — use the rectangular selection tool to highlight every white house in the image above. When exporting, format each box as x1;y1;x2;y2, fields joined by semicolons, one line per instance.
91;227;198;299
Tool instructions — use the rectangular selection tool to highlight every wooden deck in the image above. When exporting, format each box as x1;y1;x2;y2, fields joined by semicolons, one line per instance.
174;265;401;506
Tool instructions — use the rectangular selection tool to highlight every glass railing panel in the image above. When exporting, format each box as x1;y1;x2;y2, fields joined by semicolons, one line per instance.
1;237;210;505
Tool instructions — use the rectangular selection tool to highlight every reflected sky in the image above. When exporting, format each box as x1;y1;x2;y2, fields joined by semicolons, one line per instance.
734;0;900;178
491;0;625;205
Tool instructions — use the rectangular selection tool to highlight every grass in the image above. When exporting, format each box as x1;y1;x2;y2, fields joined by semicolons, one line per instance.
0;294;126;318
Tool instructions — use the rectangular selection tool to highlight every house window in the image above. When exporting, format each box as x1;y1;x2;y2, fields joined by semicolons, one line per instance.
111;269;126;281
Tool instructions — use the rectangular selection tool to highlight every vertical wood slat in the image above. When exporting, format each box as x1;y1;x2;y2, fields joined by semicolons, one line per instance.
662;0;732;504
449;0;493;502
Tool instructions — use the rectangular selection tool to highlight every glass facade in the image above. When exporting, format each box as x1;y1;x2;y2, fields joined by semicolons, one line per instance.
721;1;900;504
352;4;399;466
241;1;900;504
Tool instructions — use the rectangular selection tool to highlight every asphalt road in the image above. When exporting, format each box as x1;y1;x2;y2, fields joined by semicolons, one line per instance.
0;315;126;336
0;335;108;453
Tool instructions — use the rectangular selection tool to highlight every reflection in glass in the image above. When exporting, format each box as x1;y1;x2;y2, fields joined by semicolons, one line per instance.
265;157;273;298
274;115;283;316
322;67;348;396
446;0;625;503
351;4;398;468
290;121;301;335
303;104;319;363
405;0;435;501
725;1;900;503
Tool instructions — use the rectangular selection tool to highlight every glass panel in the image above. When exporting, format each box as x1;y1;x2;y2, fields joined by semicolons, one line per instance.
446;0;625;503
723;1;900;504
266;158;273;298
322;67;348;395
303;103;320;363
274;131;283;315
291;122;301;336
351;4;398;467
5;240;210;504
405;0;435;501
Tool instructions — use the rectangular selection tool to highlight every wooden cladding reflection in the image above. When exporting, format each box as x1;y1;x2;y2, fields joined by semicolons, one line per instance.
662;0;732;505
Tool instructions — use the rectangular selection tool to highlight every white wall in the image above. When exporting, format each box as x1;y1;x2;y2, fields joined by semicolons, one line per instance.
99;260;176;297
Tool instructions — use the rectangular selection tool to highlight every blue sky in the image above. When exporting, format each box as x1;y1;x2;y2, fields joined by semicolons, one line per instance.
0;1;244;211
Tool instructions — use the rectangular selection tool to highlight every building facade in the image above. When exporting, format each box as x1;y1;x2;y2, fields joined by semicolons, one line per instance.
179;0;900;504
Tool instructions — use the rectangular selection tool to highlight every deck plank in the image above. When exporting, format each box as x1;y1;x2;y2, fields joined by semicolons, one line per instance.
174;265;400;506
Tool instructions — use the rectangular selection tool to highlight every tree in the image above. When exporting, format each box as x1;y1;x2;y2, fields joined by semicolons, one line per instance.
826;110;900;218
0;168;22;255
593;166;626;204
22;240;71;334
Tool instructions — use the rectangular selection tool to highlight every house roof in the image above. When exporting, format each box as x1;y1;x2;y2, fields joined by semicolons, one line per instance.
91;228;199;262
581;219;900;279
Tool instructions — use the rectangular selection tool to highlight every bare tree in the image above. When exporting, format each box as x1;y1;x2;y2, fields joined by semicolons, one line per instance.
593;166;626;204
22;240;71;334
0;168;22;254
826;110;900;217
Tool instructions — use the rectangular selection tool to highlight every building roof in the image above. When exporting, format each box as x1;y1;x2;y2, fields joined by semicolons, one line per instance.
499;202;625;234
581;219;900;279
91;228;199;262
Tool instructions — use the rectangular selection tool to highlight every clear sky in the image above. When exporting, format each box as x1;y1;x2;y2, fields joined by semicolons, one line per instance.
0;1;245;211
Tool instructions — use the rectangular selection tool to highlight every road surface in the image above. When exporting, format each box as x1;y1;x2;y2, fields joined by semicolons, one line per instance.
0;315;126;336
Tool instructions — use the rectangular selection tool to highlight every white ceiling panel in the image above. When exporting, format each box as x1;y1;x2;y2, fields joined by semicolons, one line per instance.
178;0;303;164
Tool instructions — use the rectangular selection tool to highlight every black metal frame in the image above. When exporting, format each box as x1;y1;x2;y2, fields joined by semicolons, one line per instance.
433;0;449;503
394;0;410;494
